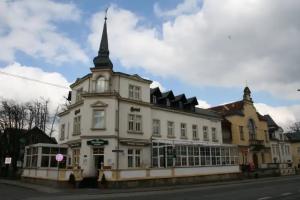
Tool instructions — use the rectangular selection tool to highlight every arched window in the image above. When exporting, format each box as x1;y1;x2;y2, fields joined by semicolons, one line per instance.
248;119;256;140
96;77;106;92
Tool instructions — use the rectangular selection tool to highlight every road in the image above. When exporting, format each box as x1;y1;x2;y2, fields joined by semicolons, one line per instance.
1;176;300;200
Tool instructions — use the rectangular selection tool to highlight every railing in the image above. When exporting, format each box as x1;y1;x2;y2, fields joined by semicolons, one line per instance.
249;139;264;146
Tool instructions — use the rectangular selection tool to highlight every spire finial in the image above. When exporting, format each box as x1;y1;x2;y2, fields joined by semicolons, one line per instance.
104;7;108;20
93;7;113;69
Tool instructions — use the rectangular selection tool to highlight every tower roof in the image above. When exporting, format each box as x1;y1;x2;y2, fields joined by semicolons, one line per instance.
93;12;113;69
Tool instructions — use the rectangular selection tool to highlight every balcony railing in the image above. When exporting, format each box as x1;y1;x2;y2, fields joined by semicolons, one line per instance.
249;139;264;146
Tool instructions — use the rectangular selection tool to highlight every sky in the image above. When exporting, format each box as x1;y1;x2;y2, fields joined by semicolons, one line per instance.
0;0;300;134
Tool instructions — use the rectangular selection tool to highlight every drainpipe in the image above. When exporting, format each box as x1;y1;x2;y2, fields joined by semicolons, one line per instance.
116;75;120;179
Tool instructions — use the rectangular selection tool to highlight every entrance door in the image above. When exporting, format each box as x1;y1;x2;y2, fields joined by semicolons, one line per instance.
93;147;104;177
94;155;104;170
253;153;258;169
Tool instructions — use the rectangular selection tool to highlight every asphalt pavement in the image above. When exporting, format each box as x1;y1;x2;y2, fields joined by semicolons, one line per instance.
1;175;300;200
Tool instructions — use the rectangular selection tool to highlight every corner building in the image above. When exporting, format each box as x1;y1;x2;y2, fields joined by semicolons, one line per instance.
58;17;239;181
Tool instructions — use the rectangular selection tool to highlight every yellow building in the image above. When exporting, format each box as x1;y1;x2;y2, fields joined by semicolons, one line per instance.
286;132;300;168
211;87;272;169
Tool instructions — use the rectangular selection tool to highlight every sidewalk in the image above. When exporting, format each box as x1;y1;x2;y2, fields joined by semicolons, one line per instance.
0;179;61;194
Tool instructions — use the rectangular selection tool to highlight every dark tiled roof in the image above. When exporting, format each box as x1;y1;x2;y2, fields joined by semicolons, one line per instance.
173;94;187;102
195;107;221;118
256;112;267;121
160;90;174;99
264;114;279;128
186;97;198;105
210;101;245;116
286;131;300;142
150;87;161;96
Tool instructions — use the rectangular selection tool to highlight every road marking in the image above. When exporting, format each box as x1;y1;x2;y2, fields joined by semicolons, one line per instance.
257;196;272;200
281;192;292;196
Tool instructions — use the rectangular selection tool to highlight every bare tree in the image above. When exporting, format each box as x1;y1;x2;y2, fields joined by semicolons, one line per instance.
0;98;53;134
289;121;300;132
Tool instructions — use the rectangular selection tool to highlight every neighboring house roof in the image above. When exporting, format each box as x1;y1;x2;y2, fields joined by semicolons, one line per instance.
210;101;245;117
286;131;300;142
195;107;221;118
264;114;279;129
3;127;57;145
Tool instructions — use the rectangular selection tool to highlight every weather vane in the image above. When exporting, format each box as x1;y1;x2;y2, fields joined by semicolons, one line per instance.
105;7;109;20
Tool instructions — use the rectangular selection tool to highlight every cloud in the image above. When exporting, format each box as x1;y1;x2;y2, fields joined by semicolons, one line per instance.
88;1;300;101
154;0;202;17
0;62;70;114
0;0;88;64
150;80;166;92
196;99;211;109
255;103;300;130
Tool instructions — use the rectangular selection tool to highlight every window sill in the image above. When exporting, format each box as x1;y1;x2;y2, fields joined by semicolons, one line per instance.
127;130;143;135
152;134;161;137
167;135;176;139
91;128;106;131
203;139;209;142
180;136;188;139
212;139;219;142
193;137;200;140
72;133;81;136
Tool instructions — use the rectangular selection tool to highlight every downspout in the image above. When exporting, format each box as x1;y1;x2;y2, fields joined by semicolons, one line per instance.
116;75;120;179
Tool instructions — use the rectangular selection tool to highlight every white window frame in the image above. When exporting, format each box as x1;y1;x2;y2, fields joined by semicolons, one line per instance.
203;126;209;141
92;110;105;129
128;114;142;132
73;115;81;135
76;88;83;102
129;84;141;100
167;121;174;137
180;123;187;138
95;76;107;93
128;149;141;168
192;124;198;139
152;119;160;136
212;127;218;142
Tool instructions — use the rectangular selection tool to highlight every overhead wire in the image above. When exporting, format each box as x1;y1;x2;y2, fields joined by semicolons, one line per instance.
0;70;69;90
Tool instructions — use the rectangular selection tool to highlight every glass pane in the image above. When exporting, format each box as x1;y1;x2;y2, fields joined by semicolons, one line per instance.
42;147;50;154
41;156;49;167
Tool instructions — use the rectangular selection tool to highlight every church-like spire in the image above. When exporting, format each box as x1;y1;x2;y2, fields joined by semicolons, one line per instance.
93;9;113;69
243;86;252;102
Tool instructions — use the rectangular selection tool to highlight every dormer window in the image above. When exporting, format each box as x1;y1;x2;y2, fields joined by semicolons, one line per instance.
96;76;107;93
129;85;141;100
166;98;171;107
76;88;83;102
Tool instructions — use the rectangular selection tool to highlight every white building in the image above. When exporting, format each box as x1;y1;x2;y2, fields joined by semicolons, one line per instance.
22;16;239;182
264;115;292;164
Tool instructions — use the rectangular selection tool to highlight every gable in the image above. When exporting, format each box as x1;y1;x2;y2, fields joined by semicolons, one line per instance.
90;100;108;108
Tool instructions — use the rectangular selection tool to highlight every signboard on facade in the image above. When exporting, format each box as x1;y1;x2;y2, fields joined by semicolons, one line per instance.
69;142;81;148
5;157;12;164
87;139;108;146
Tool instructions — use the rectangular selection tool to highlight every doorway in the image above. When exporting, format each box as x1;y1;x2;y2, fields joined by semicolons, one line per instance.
253;153;258;169
93;147;104;177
